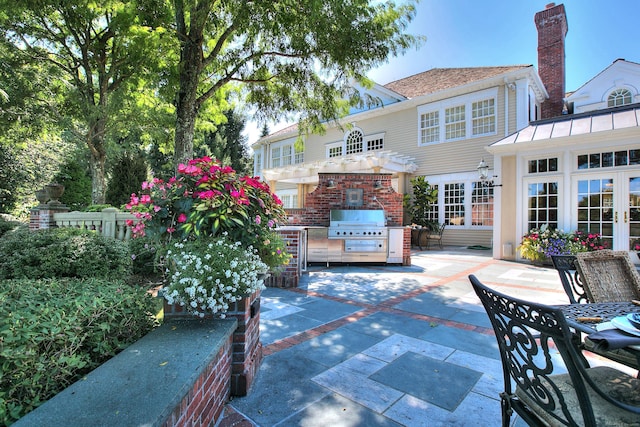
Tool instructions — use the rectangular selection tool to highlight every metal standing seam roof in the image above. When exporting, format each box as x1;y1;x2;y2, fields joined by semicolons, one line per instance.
492;105;640;147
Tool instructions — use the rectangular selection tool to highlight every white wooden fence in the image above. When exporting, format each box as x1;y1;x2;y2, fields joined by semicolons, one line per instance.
53;208;136;241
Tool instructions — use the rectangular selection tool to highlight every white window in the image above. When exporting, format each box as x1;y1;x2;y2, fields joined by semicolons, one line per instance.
417;88;498;146
608;89;632;107
282;145;292;166
444;183;465;226
445;105;466;140
422;174;494;229
254;152;262;176
294;144;304;164
526;181;559;231
472;99;495;136
327;142;342;158
471;182;494;226
271;147;281;168
326;131;385;158
345;129;364;154
419;111;439;144
277;191;298;209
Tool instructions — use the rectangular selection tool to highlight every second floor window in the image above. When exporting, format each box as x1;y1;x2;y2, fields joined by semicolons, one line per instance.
271;147;281;167
420;111;439;144
418;88;498;146
445;105;466;140
608;89;632;107
345;129;364;154
472;99;496;135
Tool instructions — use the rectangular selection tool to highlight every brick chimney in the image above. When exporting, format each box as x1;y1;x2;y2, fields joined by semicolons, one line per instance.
535;3;568;119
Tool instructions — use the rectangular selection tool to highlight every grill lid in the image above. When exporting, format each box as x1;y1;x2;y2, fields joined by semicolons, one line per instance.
330;210;385;227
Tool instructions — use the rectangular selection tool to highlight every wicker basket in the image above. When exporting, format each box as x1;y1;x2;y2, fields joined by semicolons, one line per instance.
575;250;640;302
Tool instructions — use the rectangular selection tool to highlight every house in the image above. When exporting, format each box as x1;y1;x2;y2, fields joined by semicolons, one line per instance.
490;58;640;261
251;3;640;261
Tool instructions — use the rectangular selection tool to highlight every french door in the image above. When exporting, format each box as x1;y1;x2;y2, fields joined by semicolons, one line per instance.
574;172;640;252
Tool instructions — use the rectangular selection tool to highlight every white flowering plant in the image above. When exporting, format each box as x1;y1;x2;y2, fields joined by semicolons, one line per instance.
162;235;268;318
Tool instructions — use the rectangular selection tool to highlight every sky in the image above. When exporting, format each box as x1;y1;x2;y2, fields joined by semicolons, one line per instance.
244;0;640;144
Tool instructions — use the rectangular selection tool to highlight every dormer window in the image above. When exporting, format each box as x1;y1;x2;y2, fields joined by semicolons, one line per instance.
607;88;632;107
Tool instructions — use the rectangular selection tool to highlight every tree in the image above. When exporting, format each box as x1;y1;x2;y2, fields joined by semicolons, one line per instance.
0;0;167;204
196;109;252;176
259;123;270;138
171;0;421;167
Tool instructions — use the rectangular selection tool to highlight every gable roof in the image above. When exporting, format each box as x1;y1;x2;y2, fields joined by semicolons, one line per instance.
383;65;532;98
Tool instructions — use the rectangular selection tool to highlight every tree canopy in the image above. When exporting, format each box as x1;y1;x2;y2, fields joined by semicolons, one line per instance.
170;0;421;165
0;0;421;211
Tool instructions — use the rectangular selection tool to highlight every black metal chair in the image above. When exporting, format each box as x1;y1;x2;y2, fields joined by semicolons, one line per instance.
551;255;589;304
425;223;445;250
469;274;640;427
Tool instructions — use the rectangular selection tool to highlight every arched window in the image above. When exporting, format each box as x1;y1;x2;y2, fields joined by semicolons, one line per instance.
607;88;632;107
345;129;364;154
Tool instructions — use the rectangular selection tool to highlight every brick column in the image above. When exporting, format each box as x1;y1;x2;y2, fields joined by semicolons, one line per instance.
225;289;262;396
162;288;263;396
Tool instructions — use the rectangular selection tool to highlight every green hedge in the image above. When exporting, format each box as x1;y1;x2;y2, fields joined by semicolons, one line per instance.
0;278;158;425
0;228;132;280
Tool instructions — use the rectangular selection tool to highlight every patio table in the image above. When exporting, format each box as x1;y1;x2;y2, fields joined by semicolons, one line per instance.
557;301;640;371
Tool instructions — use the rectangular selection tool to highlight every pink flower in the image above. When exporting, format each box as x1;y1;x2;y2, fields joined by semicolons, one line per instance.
255;215;261;225
153;205;161;212
140;194;151;204
177;213;187;223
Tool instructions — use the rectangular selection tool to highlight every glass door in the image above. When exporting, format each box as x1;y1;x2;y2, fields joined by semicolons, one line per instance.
576;176;614;249
575;172;640;252
625;174;640;252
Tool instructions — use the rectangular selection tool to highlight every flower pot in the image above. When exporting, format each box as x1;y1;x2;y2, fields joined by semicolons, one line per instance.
35;188;49;206
45;183;65;205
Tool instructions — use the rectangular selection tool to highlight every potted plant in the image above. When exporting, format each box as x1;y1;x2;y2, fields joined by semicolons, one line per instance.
518;224;607;264
126;156;291;316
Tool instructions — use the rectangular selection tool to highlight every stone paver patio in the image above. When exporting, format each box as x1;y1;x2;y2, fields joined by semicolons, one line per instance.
223;248;636;426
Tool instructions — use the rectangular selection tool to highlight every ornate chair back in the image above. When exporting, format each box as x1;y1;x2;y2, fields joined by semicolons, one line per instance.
551;255;590;304
469;274;640;427
575;250;640;302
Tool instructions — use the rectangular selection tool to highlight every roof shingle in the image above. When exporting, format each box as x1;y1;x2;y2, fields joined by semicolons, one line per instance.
383;65;531;98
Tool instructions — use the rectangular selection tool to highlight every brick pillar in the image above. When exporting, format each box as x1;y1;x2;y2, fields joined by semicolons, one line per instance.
226;289;262;396
162;288;263;396
30;205;70;230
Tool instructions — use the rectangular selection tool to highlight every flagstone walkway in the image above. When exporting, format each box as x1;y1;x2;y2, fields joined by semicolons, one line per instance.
220;248;633;427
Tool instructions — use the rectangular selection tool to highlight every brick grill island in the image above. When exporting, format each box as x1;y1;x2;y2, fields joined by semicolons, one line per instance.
282;172;412;269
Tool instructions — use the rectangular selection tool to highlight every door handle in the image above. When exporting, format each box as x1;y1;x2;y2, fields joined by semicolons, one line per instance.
625;211;628;223
615;211;618;223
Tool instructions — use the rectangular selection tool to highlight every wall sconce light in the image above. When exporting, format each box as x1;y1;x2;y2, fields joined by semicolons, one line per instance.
477;158;502;188
326;179;337;189
373;180;383;190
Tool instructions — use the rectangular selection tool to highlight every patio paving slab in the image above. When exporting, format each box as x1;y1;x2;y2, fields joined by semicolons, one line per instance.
370;351;482;412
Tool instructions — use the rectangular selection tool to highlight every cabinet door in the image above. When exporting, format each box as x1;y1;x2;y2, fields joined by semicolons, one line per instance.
387;228;404;263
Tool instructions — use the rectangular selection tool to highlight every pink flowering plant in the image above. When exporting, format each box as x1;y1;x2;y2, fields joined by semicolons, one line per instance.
518;224;607;262
126;156;291;271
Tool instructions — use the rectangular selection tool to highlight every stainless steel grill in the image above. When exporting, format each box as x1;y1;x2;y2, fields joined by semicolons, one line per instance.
328;210;388;240
328;210;388;262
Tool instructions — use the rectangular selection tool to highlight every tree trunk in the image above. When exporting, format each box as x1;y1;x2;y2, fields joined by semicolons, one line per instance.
87;119;108;204
173;35;203;169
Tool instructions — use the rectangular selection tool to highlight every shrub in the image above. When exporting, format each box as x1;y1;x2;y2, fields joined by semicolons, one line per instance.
0;215;25;238
0;228;132;280
0;277;158;425
54;157;92;211
129;236;161;276
106;151;148;208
